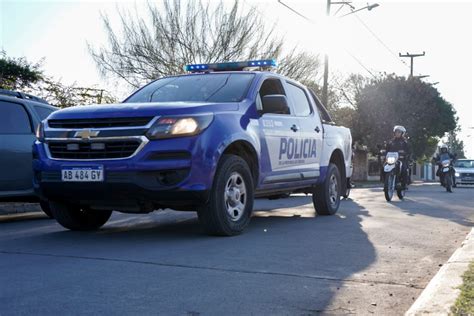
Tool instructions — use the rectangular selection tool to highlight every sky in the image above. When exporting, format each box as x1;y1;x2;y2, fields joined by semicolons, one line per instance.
1;0;473;156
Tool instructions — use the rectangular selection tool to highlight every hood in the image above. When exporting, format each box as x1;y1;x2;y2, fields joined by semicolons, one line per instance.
455;167;474;173
48;102;239;120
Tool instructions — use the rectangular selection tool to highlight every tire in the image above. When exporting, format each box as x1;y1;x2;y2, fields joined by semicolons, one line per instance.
342;178;351;199
452;175;457;188
50;201;112;231
396;188;405;200
39;200;54;218
197;155;254;236
446;174;453;193
384;173;394;202
312;163;341;215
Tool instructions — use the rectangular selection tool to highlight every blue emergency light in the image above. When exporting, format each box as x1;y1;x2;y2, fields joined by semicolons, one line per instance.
184;59;277;72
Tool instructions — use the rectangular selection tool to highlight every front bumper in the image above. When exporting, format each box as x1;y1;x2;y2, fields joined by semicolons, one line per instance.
33;135;215;211
455;176;474;185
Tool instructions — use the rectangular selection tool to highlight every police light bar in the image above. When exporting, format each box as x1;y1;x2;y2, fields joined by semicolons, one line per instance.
184;59;277;72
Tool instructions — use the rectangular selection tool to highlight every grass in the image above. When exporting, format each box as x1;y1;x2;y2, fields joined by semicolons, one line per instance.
452;261;474;315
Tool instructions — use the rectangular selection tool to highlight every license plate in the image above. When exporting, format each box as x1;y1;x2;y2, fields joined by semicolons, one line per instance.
443;167;449;172
61;166;104;182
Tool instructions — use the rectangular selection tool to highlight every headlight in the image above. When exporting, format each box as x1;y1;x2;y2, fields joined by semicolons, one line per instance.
146;114;213;139
386;157;396;164
36;121;45;142
455;172;460;177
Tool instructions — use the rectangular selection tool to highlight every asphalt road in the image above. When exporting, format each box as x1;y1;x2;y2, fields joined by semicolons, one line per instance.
0;183;473;315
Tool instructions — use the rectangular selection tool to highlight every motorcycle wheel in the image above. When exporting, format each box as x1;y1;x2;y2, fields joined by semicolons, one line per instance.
384;174;395;202
397;188;405;200
446;174;453;193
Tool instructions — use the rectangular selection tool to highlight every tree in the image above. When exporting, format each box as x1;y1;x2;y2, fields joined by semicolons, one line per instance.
351;74;457;159
0;51;43;90
32;78;117;108
89;0;321;88
445;128;466;158
0;52;116;107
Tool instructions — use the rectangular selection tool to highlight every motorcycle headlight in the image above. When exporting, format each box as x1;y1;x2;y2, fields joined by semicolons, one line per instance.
386;156;396;164
146;114;213;140
36;121;45;142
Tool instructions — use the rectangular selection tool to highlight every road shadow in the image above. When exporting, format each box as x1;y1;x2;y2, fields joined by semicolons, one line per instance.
0;197;376;314
364;185;473;227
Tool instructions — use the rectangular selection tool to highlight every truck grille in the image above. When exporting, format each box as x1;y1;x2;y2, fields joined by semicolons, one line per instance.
48;140;141;159
48;117;153;129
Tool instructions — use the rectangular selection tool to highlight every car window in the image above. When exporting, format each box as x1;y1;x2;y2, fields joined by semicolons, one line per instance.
35;106;55;120
286;83;311;116
125;73;255;103
455;160;474;168
0;101;32;134
308;89;333;123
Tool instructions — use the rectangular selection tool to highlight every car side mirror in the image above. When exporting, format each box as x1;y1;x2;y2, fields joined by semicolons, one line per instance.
261;95;290;115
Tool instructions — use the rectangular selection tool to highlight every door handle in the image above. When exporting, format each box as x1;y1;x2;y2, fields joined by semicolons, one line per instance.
290;124;299;132
315;126;320;133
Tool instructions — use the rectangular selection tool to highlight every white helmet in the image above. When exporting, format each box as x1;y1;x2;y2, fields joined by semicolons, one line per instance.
393;125;406;135
440;144;448;152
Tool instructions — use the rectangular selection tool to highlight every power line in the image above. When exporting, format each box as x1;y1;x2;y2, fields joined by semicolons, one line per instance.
352;14;411;71
275;0;378;80
277;0;312;21
344;50;377;78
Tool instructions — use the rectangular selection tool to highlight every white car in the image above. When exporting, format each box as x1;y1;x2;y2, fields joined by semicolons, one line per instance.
454;159;474;186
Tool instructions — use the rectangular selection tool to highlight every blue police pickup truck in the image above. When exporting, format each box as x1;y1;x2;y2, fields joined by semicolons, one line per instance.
33;60;353;236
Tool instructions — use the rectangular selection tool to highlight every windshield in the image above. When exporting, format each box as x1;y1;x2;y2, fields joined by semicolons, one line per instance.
125;73;255;103
454;160;474;168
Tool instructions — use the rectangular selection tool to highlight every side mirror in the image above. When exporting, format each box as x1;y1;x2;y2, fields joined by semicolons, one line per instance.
261;95;290;115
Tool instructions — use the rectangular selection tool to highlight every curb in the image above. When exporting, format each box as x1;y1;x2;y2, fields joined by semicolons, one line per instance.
405;228;474;315
0;202;42;216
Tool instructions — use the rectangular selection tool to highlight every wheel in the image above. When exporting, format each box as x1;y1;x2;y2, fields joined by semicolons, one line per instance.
50;201;112;231
446;174;453;193
396;188;405;200
39;200;54;218
312;163;341;215
384;173;395;202
342;178;351;199
197;155;254;236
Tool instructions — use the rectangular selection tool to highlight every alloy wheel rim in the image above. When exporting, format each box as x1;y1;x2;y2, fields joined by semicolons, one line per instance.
329;174;339;206
224;172;247;222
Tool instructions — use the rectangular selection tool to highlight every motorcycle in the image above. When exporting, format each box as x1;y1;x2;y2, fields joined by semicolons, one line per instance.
382;150;407;201
438;154;455;193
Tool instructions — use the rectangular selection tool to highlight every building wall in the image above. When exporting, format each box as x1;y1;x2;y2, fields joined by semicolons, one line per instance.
352;149;368;181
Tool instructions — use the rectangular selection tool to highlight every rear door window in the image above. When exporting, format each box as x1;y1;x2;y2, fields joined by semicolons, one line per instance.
285;83;312;116
0;101;32;134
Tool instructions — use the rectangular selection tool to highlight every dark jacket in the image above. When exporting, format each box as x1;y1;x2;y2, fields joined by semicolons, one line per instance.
385;137;411;161
434;152;456;164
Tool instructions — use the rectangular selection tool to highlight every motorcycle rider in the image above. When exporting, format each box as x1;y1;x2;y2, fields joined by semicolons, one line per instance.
434;144;456;184
385;126;411;189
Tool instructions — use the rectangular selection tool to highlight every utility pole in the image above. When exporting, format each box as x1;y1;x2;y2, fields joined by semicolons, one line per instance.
321;0;331;108
278;0;379;106
399;51;425;77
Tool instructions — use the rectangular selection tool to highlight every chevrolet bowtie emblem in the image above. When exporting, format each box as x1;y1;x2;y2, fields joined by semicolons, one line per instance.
74;129;99;140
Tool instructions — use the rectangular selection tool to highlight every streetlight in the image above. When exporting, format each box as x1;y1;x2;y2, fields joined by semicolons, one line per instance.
321;1;379;107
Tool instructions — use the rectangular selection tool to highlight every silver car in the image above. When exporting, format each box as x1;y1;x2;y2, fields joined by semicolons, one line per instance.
454;159;474;186
0;89;57;217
